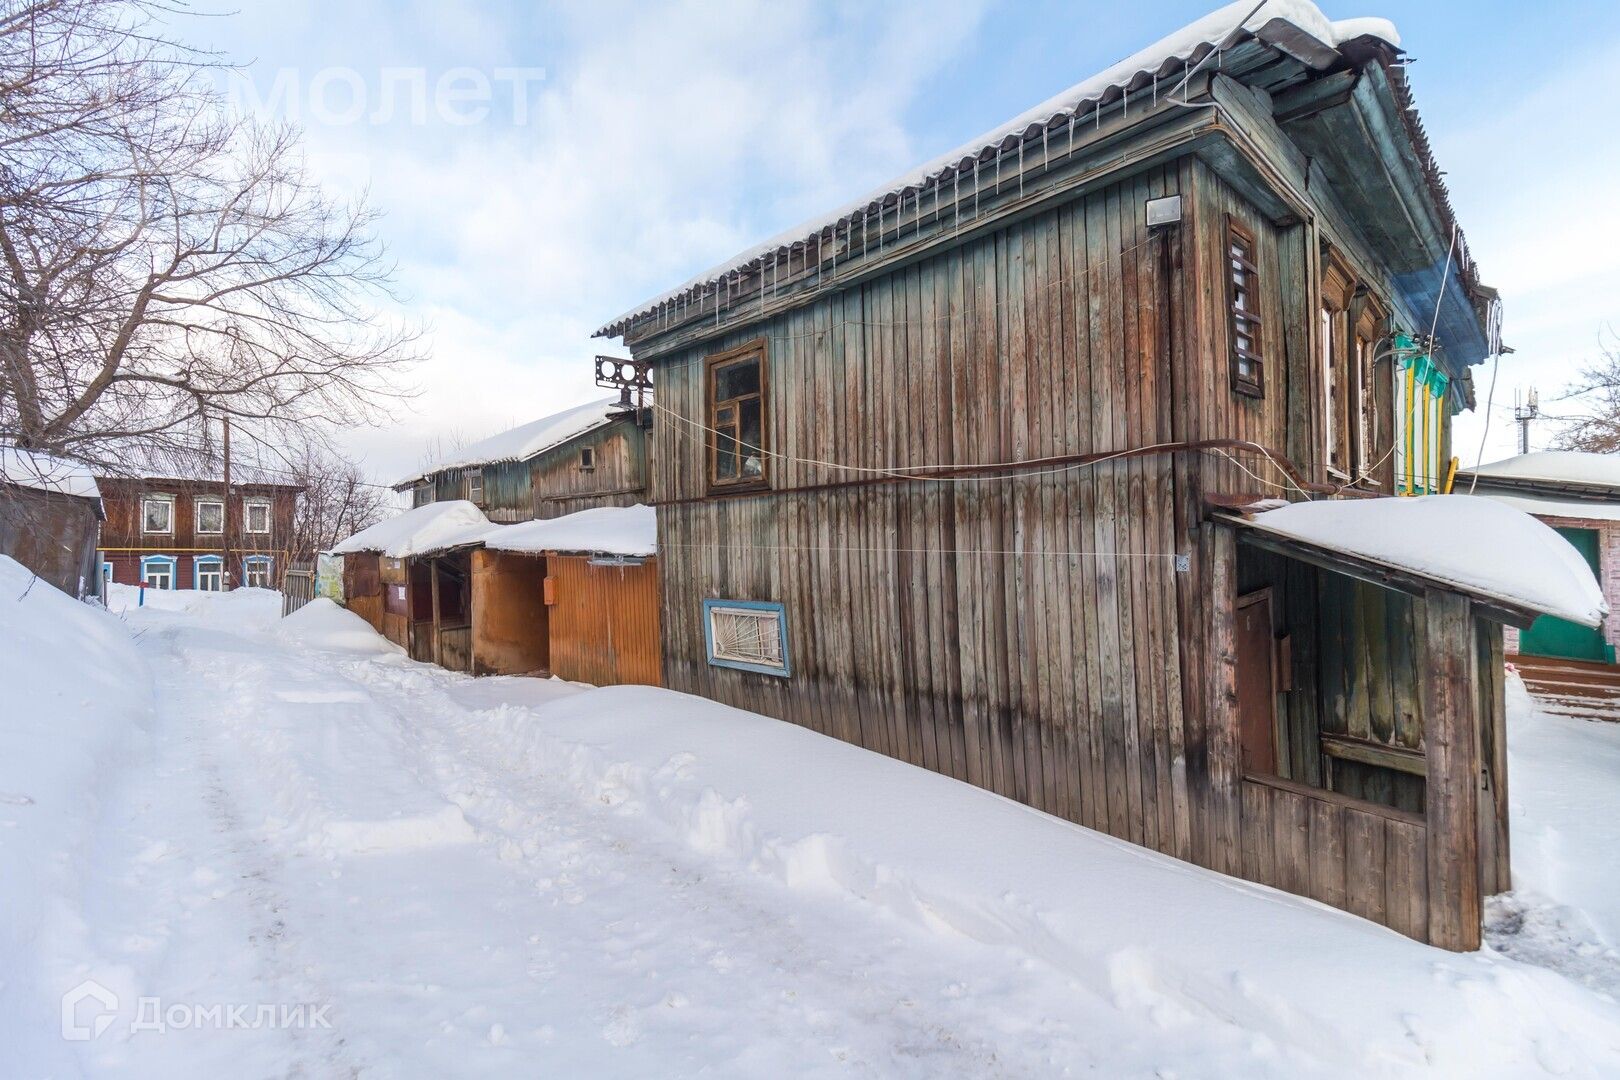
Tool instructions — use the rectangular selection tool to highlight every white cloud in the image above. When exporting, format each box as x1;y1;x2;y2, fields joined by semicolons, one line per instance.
185;0;990;482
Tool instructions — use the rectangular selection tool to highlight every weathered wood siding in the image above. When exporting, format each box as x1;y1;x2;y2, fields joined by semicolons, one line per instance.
529;419;648;519
649;161;1265;868
0;486;101;598
470;549;549;675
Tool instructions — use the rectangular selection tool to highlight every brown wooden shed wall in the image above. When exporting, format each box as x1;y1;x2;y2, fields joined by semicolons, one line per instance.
471;549;550;675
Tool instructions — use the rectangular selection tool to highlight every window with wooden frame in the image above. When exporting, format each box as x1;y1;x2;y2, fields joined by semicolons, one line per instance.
706;341;768;489
142;495;174;534
244;498;272;534
579;446;596;471
703;599;790;676
1226;218;1264;397
1320;253;1355;478
194;497;225;535
1352;296;1389;480
466;468;484;505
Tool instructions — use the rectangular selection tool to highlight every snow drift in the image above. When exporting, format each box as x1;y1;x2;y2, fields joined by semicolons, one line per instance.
0;555;155;1074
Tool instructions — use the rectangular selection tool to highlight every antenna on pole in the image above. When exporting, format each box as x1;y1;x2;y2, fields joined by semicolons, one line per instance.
1513;386;1539;455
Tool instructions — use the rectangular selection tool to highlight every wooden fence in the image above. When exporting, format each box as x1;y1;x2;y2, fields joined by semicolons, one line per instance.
282;560;316;617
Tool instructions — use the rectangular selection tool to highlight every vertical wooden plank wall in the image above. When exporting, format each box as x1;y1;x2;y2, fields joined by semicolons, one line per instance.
650;160;1285;865
547;555;662;687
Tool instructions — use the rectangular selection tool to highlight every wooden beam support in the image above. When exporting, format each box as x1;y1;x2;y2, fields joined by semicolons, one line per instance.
429;556;443;667
1419;589;1482;951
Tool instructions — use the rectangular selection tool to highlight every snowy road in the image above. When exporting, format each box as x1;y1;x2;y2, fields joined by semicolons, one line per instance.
10;584;1617;1078
68;596;1255;1078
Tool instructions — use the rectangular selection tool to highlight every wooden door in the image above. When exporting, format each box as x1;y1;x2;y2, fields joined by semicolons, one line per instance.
1235;589;1277;775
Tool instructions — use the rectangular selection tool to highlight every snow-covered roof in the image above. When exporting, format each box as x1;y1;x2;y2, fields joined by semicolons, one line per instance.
1473;491;1620;525
395;396;628;489
0;447;102;500
332;500;499;559
1242;495;1607;627
1463;452;1620;493
485;504;656;558
596;0;1397;338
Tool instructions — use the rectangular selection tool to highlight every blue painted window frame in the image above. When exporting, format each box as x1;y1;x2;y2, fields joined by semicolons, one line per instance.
242;555;274;587
702;598;791;677
193;554;224;590
139;554;177;589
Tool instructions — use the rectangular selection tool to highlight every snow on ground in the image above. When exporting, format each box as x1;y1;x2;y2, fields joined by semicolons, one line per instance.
6;566;1620;1076
1487;676;1620;996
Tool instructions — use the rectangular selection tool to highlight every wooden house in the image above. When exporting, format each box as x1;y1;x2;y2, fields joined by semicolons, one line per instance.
0;448;104;599
96;473;301;591
1458;453;1620;680
394;396;649;522
589;2;1583;949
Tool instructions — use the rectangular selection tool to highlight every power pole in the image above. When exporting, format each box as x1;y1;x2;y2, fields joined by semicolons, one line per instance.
1513;387;1539;456
221;412;232;590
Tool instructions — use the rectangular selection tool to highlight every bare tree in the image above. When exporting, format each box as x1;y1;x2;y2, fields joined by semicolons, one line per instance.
1551;336;1620;454
0;0;417;472
283;440;391;562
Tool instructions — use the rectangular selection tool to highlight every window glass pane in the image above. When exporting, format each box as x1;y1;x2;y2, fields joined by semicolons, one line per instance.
715;430;738;480
144;500;170;532
247;504;269;532
714;357;760;401
738;398;764;478
197;502;223;533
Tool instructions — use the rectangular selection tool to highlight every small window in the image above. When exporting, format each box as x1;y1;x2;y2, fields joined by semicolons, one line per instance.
414;484;434;507
467;469;484;505
244;500;271;534
243;557;273;589
579;446;596;471
1226;218;1263;398
195;558;223;591
706;342;767;489
703;599;790;676
141;559;174;590
195;498;225;535
142;497;173;534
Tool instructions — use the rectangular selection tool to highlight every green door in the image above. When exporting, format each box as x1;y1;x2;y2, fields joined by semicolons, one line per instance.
1519;527;1614;663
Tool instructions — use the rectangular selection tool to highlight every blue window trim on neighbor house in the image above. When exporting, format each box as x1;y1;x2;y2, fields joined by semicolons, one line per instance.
243;554;273;583
701;598;791;677
193;554;223;590
140;554;177;588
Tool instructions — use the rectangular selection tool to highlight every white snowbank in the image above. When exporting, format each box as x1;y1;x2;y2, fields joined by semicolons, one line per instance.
470;683;1620;1075
275;597;403;656
599;0;1397;333
332;500;498;558
395;396;626;487
1469;451;1620;491
1246;495;1608;626
0;555;153;1075
485;503;656;557
0;446;101;500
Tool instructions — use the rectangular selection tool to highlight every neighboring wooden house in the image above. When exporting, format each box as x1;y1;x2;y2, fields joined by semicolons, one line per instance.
1459;452;1620;692
96;474;302;591
395;396;649;522
0;448;104;599
589;2;1567;949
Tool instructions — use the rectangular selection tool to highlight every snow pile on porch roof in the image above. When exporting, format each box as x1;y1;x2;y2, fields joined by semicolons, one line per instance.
1466;451;1620;491
486;504;656;558
395;396;627;488
332;500;498;558
596;0;1397;337
0;447;101;500
1245;495;1607;627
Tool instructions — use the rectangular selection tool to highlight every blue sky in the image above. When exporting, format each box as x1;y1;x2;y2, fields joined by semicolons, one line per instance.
175;1;1620;483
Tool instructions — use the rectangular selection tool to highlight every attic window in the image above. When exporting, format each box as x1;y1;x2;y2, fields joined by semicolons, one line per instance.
580;446;596;471
467;469;484;505
1227;218;1264;398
